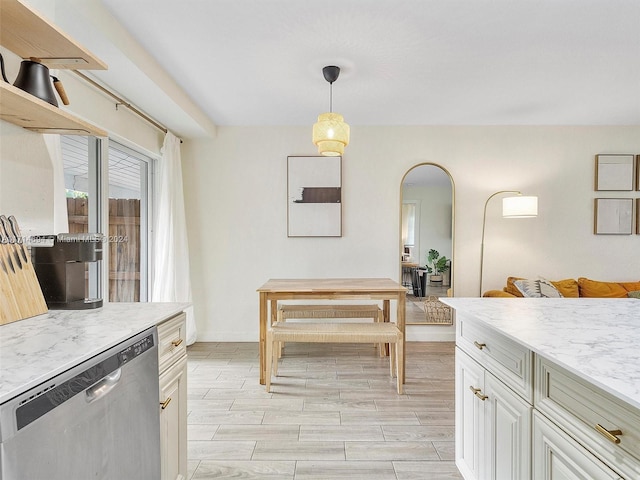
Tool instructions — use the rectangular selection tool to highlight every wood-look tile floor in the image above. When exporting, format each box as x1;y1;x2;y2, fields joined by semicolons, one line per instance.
186;341;462;480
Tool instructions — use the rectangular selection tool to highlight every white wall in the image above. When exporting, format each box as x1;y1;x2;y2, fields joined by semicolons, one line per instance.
0;122;55;235
182;125;640;342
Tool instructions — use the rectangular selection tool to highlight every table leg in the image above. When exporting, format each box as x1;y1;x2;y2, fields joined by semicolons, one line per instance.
259;292;267;385
397;291;406;383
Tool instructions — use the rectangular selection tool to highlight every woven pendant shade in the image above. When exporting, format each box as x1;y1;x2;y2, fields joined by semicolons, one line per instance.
312;112;350;156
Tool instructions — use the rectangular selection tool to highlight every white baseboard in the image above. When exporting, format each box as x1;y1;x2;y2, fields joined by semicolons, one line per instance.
406;330;455;342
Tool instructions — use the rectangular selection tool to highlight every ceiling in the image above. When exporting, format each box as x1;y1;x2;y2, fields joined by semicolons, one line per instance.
54;0;640;138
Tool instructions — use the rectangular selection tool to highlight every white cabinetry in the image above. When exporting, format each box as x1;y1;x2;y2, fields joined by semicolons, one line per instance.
157;313;188;480
532;411;622;480
455;311;639;480
456;347;532;480
534;357;639;480
456;348;484;479
485;367;532;479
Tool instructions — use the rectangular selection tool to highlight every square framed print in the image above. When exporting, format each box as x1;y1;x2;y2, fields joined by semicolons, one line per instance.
287;156;342;237
594;198;633;235
595;154;634;191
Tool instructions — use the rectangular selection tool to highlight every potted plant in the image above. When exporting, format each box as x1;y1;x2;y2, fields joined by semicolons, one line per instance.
425;249;449;284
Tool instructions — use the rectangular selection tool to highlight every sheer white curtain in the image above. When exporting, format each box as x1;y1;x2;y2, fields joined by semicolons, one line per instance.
152;132;197;344
43;134;69;234
401;203;416;247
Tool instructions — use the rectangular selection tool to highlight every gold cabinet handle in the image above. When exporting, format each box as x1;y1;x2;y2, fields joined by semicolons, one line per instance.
469;386;488;401
474;341;486;350
595;424;622;444
171;339;183;347
160;397;172;410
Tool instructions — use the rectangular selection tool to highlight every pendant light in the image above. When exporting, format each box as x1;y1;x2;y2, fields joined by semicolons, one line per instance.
312;66;350;156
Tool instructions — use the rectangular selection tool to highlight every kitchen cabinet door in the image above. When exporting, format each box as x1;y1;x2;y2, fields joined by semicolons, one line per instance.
159;355;188;480
532;411;622;480
456;347;486;480
485;371;531;480
456;348;532;480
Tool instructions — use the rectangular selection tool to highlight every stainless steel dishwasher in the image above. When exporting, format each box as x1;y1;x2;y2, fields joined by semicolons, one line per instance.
0;326;161;480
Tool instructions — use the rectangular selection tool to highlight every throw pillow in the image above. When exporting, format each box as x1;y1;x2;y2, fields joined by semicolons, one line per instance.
505;276;526;297
628;290;640;299
550;278;580;298
513;278;564;298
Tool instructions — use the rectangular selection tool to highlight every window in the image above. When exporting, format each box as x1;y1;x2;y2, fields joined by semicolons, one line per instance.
62;136;153;302
402;202;417;247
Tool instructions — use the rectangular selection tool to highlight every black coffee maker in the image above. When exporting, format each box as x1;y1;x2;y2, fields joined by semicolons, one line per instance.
31;233;103;309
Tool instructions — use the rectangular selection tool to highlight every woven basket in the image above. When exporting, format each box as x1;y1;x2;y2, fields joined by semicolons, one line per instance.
423;295;453;325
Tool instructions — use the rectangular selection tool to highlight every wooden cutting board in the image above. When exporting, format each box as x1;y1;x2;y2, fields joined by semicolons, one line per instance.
0;215;48;325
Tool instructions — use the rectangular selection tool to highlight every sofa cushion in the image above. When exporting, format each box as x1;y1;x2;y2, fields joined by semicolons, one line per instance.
506;276;579;298
578;278;640;298
514;278;563;298
483;290;518;298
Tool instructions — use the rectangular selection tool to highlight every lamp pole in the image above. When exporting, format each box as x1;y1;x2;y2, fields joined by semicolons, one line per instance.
479;190;521;297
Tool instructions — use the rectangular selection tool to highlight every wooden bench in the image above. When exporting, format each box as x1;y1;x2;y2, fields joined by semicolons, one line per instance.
265;322;403;394
276;304;385;356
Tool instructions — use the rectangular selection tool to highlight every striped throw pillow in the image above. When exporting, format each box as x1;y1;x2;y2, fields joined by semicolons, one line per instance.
513;278;563;298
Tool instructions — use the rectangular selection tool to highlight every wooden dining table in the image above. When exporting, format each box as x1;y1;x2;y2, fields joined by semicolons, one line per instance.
256;278;407;385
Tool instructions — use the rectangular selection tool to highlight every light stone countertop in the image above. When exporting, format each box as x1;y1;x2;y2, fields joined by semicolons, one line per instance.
0;302;190;405
441;298;640;410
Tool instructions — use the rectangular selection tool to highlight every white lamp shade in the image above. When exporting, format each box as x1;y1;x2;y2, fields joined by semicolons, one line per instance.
502;196;538;217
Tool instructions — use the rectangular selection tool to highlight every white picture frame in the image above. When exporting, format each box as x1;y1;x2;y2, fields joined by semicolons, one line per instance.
594;198;633;235
287;156;342;237
595;154;634;191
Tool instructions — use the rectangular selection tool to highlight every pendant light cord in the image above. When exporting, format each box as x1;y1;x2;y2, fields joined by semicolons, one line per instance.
329;82;333;113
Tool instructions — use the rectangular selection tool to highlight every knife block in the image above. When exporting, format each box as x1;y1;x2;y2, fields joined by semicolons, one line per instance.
0;215;48;325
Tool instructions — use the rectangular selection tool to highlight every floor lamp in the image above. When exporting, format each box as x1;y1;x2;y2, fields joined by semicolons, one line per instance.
479;191;538;296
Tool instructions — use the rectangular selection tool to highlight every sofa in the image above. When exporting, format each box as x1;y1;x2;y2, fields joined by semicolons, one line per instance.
483;277;640;298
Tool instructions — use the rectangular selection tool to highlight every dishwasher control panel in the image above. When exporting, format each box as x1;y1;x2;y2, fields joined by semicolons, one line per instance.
118;333;155;364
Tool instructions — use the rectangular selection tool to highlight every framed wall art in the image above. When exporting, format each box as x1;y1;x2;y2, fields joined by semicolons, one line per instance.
595;154;634;191
594;198;633;235
287;155;342;237
637;199;640;234
637;155;640;191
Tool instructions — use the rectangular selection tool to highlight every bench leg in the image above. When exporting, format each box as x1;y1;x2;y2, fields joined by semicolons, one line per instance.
396;337;404;395
376;310;386;356
273;336;280;377
266;330;273;393
390;343;396;378
277;310;284;358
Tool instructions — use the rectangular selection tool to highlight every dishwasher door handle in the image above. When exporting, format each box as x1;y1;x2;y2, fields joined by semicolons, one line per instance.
85;368;122;403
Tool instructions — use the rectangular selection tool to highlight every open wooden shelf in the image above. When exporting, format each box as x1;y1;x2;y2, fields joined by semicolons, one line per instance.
0;0;108;135
0;0;107;70
0;82;107;136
